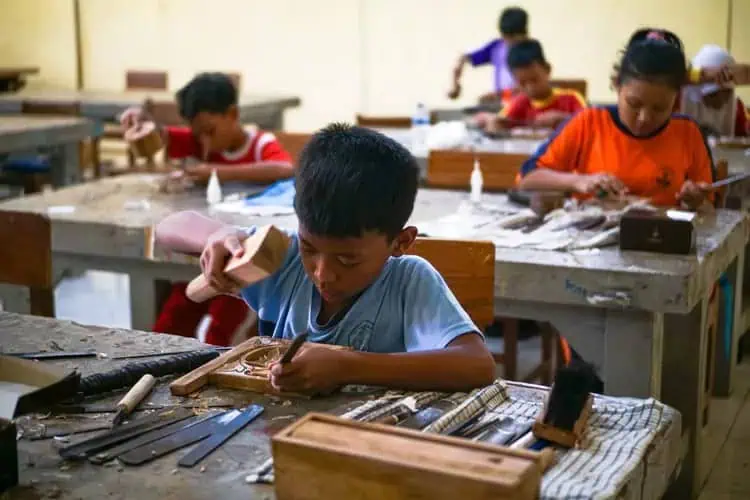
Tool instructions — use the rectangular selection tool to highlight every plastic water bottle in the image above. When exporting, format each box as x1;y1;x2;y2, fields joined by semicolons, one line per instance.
470;157;483;204
411;102;430;156
206;168;223;205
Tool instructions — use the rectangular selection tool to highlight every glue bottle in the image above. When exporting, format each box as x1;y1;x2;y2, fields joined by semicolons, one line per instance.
206;168;223;205
470;156;483;204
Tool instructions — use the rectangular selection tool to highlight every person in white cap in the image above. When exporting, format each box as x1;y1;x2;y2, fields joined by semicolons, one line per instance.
680;44;748;138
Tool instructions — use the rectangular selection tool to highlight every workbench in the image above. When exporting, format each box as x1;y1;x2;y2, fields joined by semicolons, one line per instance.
0;115;96;187
0;89;301;131
1;312;681;500
0;173;746;499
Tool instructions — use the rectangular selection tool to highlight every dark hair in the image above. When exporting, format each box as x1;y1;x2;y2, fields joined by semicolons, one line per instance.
294;123;419;240
498;7;528;36
626;28;684;52
614;39;687;91
507;39;548;70
176;72;237;121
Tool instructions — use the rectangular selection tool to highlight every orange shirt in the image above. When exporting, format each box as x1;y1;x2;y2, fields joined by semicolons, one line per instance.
500;88;586;125
520;106;715;206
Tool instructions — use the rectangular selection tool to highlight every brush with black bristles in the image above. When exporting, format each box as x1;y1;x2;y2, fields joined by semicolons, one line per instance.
511;360;598;451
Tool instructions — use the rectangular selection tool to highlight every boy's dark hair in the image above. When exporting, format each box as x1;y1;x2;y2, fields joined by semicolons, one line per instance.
507;39;548;70
294;123;419;240
614;39;687;91
176;72;237;121
498;7;528;36
626;28;684;52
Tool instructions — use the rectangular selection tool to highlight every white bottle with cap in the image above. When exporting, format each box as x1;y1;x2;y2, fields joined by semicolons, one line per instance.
206;168;223;205
470;156;483;204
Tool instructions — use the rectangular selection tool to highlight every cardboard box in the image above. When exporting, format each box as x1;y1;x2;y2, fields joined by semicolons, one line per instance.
0;355;80;493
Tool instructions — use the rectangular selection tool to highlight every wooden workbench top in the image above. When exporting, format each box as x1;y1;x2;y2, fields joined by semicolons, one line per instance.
1;174;747;313
1;312;680;500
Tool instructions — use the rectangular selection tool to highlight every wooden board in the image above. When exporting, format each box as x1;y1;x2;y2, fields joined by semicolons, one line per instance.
169;337;346;397
273;413;545;500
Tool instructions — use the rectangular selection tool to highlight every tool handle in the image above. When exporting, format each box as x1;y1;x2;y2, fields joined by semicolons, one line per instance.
185;274;219;303
116;374;156;413
538;447;556;472
509;430;535;449
280;332;308;364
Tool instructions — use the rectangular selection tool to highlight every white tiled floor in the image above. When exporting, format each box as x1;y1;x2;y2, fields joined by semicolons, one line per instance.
54;270;750;499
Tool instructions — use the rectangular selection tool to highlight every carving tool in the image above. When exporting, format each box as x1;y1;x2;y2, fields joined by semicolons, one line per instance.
280;331;309;364
59;408;194;460
112;347;231;360
111;374;156;426
707;172;750;189
5;351;98;360
88;413;219;465
178;405;264;468
117;410;230;465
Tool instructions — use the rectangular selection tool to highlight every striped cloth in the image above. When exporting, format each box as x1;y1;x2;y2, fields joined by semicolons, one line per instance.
247;381;680;499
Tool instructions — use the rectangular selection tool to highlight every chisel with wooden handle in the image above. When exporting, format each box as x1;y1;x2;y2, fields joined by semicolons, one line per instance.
112;374;156;426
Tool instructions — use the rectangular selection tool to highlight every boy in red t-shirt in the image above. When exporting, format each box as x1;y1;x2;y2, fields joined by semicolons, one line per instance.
121;72;294;345
473;39;586;133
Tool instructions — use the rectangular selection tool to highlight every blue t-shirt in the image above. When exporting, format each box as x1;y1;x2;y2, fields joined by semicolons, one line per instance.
240;231;479;353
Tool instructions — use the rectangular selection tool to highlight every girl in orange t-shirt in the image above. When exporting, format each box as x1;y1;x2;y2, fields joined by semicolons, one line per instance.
519;36;714;210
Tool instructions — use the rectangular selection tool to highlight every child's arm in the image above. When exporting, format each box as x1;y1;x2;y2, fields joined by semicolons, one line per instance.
186;133;294;183
154;211;243;255
186;162;294;183
519;112;626;196
270;259;496;393
735;98;749;137
270;334;493;393
449;40;500;99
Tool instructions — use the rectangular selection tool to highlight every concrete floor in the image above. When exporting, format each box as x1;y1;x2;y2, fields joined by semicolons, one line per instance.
54;270;750;499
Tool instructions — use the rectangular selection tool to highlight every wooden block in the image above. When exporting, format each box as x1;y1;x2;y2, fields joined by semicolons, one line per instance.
124;121;163;158
169;337;346;397
619;208;696;255
532;394;592;448
185;225;290;303
273;413;545;500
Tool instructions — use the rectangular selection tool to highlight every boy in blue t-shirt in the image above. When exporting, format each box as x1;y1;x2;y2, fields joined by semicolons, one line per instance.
155;123;495;394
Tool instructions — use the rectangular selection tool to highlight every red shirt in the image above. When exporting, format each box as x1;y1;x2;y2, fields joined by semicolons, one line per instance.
521;106;714;206
735;98;749;136
165;126;291;164
500;88;586;125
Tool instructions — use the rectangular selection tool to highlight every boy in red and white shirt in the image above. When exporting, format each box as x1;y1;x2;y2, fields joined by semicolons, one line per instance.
121;72;294;345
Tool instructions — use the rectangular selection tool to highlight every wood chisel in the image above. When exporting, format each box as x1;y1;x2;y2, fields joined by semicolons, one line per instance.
178;405;264;468
112;374;156;426
280;331;309;364
117;411;231;466
59;408;194;460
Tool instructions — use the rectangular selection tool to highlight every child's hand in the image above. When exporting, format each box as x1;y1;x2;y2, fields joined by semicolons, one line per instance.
573;173;627;197
199;227;248;293
532;111;569;129
184;163;212;182
269;344;349;394
676;180;711;210
119;106;145;129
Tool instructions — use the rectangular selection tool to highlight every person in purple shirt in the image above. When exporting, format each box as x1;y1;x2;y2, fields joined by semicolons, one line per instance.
448;7;529;104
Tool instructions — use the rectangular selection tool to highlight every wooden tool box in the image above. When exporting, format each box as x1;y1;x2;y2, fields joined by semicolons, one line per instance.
272;413;548;500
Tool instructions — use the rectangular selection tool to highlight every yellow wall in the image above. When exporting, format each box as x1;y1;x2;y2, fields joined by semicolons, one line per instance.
731;0;750;103
0;0;77;88
0;0;742;129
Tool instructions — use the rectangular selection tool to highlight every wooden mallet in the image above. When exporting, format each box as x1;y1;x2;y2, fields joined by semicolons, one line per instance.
185;225;290;303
